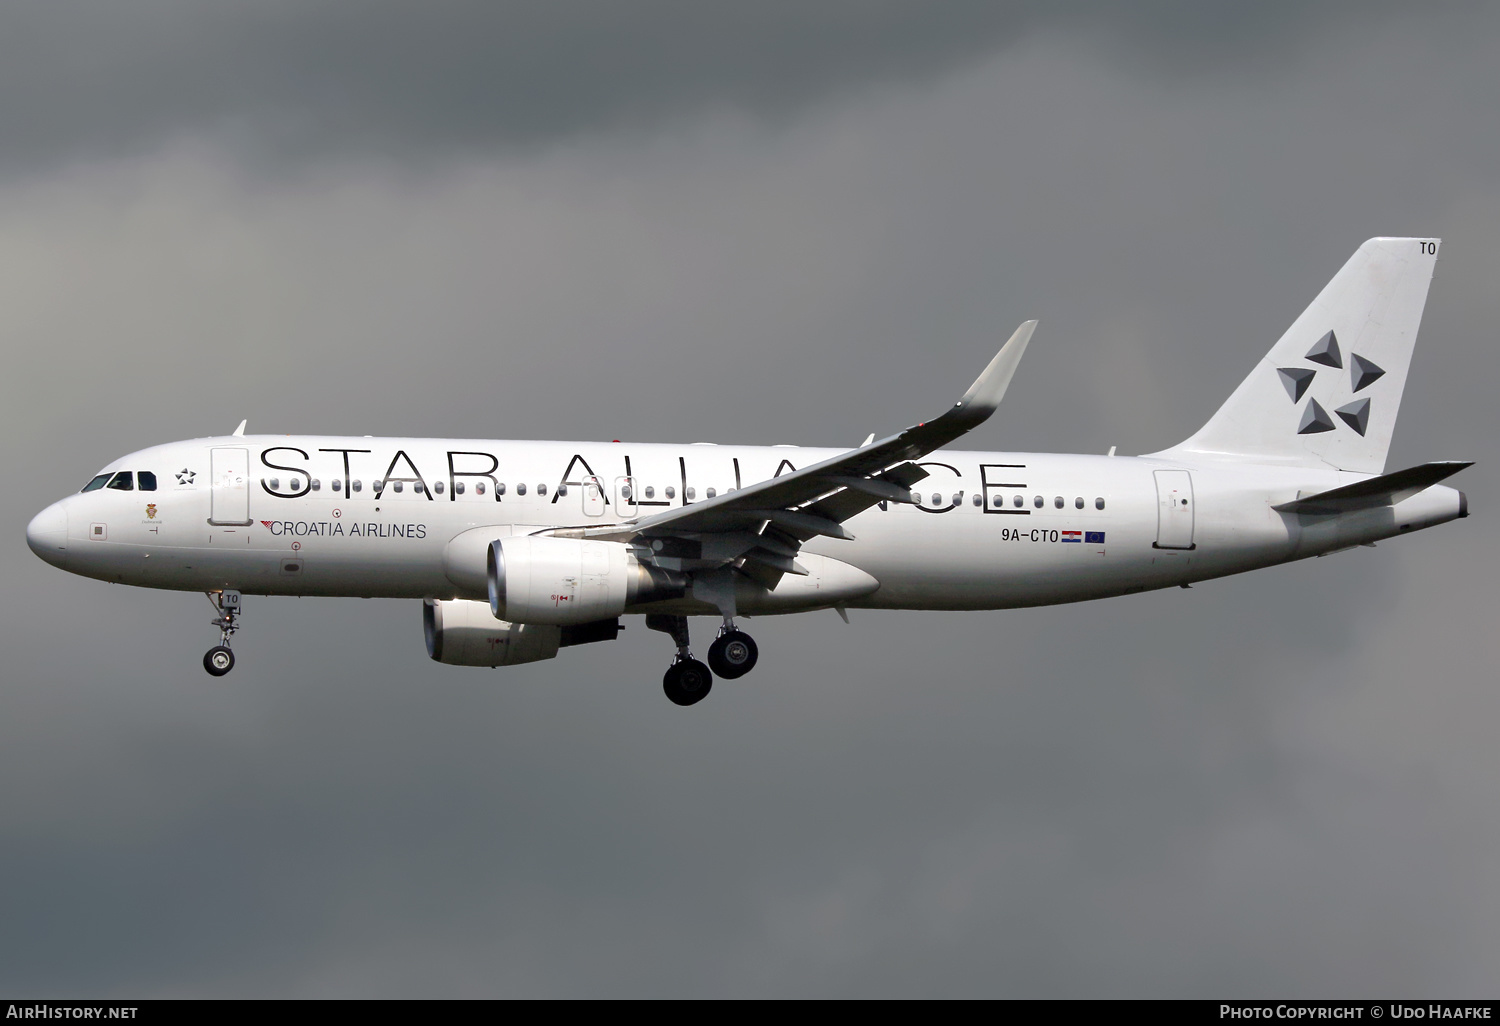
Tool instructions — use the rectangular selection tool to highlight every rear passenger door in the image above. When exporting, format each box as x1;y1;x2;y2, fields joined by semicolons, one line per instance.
1153;470;1195;549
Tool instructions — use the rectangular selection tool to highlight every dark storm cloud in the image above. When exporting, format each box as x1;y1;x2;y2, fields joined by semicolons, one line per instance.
0;0;1447;176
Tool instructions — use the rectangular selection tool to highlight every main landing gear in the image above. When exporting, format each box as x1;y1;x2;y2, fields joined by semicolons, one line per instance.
646;613;759;706
708;625;758;680
648;614;712;706
203;589;242;676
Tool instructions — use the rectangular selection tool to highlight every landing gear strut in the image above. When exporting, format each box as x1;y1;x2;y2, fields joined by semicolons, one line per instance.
647;614;713;706
203;589;242;676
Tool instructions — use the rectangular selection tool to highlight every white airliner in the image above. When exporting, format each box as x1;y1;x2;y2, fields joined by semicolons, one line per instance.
27;238;1469;705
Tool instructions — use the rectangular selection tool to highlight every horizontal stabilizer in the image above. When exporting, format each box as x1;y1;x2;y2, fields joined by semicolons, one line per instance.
1272;461;1472;516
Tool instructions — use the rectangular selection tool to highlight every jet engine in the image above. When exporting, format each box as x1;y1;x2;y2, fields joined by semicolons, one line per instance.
424;598;560;666
487;536;684;625
423;598;625;667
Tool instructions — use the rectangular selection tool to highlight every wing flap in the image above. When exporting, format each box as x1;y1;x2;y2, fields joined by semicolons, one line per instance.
800;462;930;526
743;548;808;575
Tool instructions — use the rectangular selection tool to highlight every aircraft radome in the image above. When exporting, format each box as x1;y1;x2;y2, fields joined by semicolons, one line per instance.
27;238;1470;705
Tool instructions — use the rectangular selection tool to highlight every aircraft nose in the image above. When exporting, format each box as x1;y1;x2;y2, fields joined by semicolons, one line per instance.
26;501;69;565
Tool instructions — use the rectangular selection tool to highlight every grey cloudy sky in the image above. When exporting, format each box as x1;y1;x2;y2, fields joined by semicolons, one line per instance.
2;2;1497;997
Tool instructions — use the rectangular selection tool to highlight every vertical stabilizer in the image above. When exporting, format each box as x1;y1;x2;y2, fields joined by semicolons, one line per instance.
1156;238;1439;473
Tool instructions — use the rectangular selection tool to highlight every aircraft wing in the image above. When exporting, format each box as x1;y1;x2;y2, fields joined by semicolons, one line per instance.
561;321;1035;582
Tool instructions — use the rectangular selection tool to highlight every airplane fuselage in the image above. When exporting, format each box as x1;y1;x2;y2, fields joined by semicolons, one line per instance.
28;435;1467;614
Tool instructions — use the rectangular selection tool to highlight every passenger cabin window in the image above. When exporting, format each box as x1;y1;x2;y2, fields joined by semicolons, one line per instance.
1013;495;1023;508
645;486;655;499
434;481;444;494
1075;496;1084;509
973;494;982;507
665;486;676;499
331;479;342;492
1033;495;1043;508
352;480;362;492
107;472;134;491
537;483;547;496
82;474;110;492
138;471;157;491
1054;496;1064;509
952;492;962;506
686;487;696;500
392;481;403;493
453;481;463;494
516;483;527;496
475;482;485;495
557;484;567;497
1095;497;1106;510
495;483;505;495
706;487;716;499
310;479;321;491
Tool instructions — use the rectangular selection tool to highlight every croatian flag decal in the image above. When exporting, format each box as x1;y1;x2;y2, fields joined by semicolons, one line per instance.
1085;531;1106;544
1061;531;1082;543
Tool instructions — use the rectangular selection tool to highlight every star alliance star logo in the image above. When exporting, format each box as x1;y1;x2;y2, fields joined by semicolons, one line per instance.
176;468;196;485
1276;330;1384;437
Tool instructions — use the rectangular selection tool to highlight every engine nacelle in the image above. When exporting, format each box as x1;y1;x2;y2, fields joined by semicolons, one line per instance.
488;536;685;625
423;598;560;666
488;536;628;625
424;598;626;667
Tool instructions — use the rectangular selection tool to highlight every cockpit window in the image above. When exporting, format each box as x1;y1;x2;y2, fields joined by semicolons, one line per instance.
138;471;158;491
107;472;134;491
81;474;110;492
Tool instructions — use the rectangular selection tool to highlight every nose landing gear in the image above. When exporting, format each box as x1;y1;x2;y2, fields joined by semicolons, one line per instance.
203;590;242;677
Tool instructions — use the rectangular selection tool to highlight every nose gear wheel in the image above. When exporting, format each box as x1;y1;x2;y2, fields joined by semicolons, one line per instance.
204;646;235;676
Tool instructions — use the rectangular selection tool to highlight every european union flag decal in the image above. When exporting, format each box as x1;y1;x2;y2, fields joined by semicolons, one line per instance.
1085;531;1106;544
